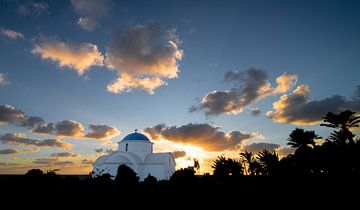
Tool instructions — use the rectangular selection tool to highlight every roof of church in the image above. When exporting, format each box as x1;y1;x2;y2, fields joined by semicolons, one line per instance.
122;130;150;141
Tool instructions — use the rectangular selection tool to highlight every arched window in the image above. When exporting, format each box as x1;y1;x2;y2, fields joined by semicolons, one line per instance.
125;143;128;152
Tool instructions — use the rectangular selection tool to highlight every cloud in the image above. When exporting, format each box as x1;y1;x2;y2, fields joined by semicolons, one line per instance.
23;148;40;153
0;148;40;155
250;108;261;116
0;104;27;125
0;73;10;86
31;37;104;75
0;148;19;155
0;27;24;40
172;150;187;159
94;148;114;154
84;124;120;140
17;1;48;16
71;0;112;31
266;85;360;125
32;123;54;134
1;133;73;149
0;104;49;131
243;142;280;153
71;0;112;18
0;104;120;140
107;73;166;94
55;120;85;138
144;123;261;151
50;152;80;158
191;69;297;116
76;17;99;31
275;146;296;158
81;158;93;165
106;23;183;94
32;157;75;166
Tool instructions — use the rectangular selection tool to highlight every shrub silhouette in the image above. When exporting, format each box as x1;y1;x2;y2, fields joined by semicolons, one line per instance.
170;167;196;184
115;164;139;185
25;169;44;177
143;174;158;185
212;155;243;177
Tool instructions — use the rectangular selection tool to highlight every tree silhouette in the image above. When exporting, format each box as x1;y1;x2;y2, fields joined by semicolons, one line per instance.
287;128;318;149
170;167;196;184
115;164;139;186
240;151;261;176
143;174;158;185
256;150;279;176
212;155;243;177
25;169;44;177
321;110;360;144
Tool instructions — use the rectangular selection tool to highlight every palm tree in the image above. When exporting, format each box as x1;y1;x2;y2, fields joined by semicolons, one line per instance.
257;150;279;176
321;110;360;144
212;155;243;177
240;151;255;175
287;128;318;149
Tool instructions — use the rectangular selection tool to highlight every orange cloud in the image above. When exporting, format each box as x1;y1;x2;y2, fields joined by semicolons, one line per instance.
32;37;104;75
107;73;166;94
145;123;262;151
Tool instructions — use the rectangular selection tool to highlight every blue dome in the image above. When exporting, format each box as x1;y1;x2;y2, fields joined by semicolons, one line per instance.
122;132;150;141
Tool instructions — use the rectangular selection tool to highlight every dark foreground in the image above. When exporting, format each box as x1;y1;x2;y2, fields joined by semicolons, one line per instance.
1;175;358;207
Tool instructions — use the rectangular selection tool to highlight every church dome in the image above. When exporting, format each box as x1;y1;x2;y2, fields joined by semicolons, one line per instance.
122;130;150;141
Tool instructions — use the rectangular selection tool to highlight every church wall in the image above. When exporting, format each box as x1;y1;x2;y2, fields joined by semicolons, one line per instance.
118;141;153;161
143;165;165;180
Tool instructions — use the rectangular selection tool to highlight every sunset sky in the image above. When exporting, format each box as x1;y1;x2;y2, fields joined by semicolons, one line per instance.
1;0;360;174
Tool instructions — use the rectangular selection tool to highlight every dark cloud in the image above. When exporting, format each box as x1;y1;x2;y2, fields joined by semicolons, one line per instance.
0;104;50;132
1;133;72;149
32;158;59;165
191;69;297;116
33;158;74;166
250;108;261;116
0;104;120;140
71;0;112;31
17;1;49;16
243;142;280;153
19;116;44;129
71;0;112;18
53;161;74;166
94;148;114;154
267;85;360;125
50;152;80;158
32;123;55;134
106;23;183;94
0;104;27;124
145;123;261;151
0;148;19;155
81;159;93;165
55;120;85;138
172;151;187;159
84;124;120;140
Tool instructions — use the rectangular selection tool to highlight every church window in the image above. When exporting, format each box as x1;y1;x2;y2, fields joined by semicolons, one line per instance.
126;143;128;152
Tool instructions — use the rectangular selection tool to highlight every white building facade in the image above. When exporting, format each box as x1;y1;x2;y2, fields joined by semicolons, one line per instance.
92;131;176;181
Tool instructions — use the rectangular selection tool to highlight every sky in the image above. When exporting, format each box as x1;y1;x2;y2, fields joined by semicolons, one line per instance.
0;0;360;174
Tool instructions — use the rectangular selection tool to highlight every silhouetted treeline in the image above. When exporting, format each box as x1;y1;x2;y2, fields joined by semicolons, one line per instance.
0;110;359;203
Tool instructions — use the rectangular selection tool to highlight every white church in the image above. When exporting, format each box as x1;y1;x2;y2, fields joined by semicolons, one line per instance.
92;130;176;181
